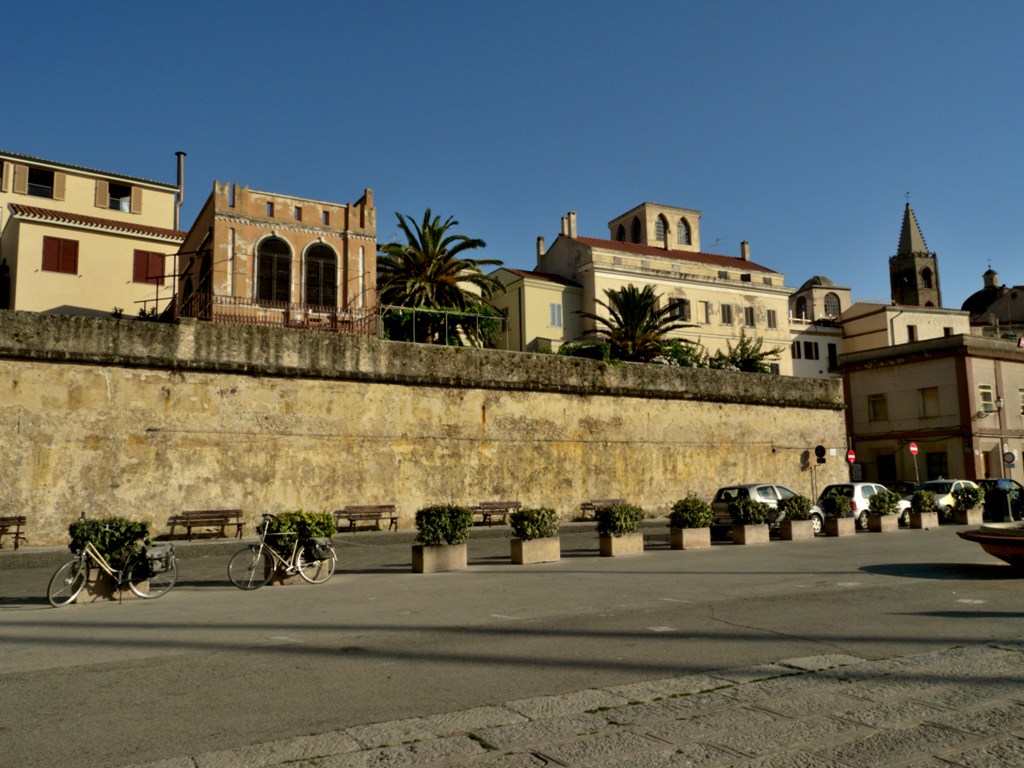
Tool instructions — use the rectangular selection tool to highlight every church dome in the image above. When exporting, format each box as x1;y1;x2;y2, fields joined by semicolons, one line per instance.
797;275;836;291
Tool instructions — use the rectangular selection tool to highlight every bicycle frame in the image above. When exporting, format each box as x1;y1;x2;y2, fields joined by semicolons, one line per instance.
227;514;337;589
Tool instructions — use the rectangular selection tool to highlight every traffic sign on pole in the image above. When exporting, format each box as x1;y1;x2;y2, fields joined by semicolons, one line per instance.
909;442;918;456
846;449;856;464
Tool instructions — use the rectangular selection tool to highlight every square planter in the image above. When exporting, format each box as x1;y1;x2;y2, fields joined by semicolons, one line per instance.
954;509;984;526
599;532;644;557
670;527;711;550
825;517;856;537
779;519;815;541
77;568;139;603
412;543;468;573
910;511;938;529
511;536;561;565
732;523;769;545
867;514;898;533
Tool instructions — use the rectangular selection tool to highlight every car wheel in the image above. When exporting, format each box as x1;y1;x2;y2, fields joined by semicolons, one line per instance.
810;513;823;535
899;510;909;527
856;511;869;530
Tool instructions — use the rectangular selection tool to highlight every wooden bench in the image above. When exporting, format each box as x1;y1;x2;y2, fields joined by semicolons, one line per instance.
578;498;626;519
334;505;399;532
471;500;521;526
0;515;26;550
167;509;245;541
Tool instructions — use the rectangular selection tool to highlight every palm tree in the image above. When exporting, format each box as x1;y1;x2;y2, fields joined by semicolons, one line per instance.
577;284;694;362
707;331;782;373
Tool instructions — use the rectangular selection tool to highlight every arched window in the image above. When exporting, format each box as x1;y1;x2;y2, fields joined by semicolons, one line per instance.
655;216;668;242
304;244;337;309
823;292;841;318
795;296;808;320
630;217;641;244
257;237;292;303
921;266;933;289
677;218;692;245
615;224;626;242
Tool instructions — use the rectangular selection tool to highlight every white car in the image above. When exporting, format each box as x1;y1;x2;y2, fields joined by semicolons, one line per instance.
917;479;981;520
817;482;911;529
712;484;824;536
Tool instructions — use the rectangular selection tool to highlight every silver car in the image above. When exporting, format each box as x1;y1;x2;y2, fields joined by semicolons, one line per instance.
711;483;824;536
817;482;911;529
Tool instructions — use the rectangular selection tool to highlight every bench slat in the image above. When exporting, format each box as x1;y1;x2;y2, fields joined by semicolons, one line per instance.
0;515;26;550
167;509;245;541
334;506;398;532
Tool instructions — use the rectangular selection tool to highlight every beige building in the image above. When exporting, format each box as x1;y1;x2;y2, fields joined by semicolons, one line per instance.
175;182;376;331
841;302;971;354
788;276;850;377
0;150;184;316
490;268;582;352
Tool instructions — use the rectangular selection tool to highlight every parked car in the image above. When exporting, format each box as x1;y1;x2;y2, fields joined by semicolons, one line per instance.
916;479;981;521
977;478;1024;521
817;482;911;529
886;481;918;499
711;484;823;538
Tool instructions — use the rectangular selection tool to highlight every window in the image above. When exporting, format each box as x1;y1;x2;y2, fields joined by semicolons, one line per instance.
943;326;953;337
868;394;889;422
921;266;933;289
615;224;626;242
304;244;337;308
768;363;780;374
698;301;711;324
717;270;729;279
630;217;641;243
28;167;55;198
133;250;165;285
744;306;755;327
795;296;808;319
322;211;330;226
907;324;917;342
293;206;302;221
549;303;563;328
677;218;691;245
827;343;838;369
767;309;777;329
668;299;690;322
256;237;291;303
979;384;995;412
926;451;948;480
824;292;841;317
266;202;275;217
740;273;752;282
792;341;802;360
42;236;78;274
654;216;666;242
108;183;132;212
803;340;819;360
919;386;940;418
720;304;733;325
763;277;772;285
1019;388;1024;416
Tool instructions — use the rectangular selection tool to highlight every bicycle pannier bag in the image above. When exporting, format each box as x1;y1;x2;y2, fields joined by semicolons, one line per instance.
306;538;333;562
145;542;175;574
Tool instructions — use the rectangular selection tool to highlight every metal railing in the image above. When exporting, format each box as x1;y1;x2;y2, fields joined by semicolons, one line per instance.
176;292;377;335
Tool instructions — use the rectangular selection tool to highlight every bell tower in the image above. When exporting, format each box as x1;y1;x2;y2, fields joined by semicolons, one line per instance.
889;202;941;307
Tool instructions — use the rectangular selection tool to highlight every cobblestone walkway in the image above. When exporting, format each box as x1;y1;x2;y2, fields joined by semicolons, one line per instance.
126;641;1024;768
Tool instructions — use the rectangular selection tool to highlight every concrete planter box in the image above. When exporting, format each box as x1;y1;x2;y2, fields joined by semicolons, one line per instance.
867;514;898;533
412;543;468;573
910;511;938;529
669;527;711;550
511;536;560;565
955;509;984;526
732;523;769;545
779;519;815;541
599;532;644;557
825;517;856;537
77;568;138;603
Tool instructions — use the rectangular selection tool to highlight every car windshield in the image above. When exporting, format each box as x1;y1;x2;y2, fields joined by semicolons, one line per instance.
921;482;953;493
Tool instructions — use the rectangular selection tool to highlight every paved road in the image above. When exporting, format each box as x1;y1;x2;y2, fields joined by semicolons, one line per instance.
0;523;1021;767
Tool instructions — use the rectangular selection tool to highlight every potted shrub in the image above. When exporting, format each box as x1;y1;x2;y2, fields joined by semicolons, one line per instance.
260;511;337;585
509;507;561;564
866;489;901;533
821;491;855;536
777;495;817;541
730;497;771;545
952;485;984;525
67;516;149;601
412;504;473;573
668;494;713;550
909;489;938;529
596;503;645;557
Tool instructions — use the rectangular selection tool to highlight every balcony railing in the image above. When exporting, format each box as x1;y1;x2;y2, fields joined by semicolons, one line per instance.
176;292;377;335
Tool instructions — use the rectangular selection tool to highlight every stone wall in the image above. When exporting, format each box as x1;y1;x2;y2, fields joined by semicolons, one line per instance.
0;311;849;546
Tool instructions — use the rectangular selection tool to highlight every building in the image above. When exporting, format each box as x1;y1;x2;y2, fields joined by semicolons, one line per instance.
889;202;941;307
175;182;376;331
489;267;581;353
0;150;185;316
788;276;851;377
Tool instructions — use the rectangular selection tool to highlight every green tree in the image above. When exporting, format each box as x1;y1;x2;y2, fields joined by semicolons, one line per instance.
707;330;782;373
577;284;694;362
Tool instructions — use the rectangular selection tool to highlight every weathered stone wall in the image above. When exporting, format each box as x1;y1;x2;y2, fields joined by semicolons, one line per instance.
0;311;849;546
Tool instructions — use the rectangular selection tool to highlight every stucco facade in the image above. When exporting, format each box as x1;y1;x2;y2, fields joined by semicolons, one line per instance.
490;267;582;352
841;303;971;354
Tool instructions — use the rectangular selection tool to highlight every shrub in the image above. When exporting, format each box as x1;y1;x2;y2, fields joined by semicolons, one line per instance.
68;516;149;569
509;507;560;541
910;489;937;515
669;494;713;529
731;497;772;525
260;511;337;556
777;495;813;521
868;489;901;516
953;486;983;513
415;505;474;546
596;504;645;537
821;491;852;518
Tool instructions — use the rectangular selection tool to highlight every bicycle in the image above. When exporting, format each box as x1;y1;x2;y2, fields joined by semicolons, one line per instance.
47;524;178;607
227;513;337;589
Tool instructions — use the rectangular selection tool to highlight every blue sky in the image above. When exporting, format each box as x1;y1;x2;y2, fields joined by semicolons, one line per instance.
6;1;1022;307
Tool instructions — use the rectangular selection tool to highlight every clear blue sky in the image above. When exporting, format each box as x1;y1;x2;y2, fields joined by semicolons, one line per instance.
6;1;1022;307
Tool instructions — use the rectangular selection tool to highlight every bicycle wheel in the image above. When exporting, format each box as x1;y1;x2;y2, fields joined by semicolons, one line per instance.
228;546;273;590
295;543;337;584
126;555;178;599
48;559;87;607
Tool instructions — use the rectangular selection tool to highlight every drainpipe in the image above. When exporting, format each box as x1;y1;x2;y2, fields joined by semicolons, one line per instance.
175;151;186;230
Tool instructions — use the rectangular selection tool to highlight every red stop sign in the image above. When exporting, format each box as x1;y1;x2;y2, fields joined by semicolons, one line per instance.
909;442;918;456
846;449;856;464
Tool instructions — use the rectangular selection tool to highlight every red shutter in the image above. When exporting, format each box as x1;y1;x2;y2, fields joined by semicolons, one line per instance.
133;250;147;282
134;250;166;284
42;237;60;272
64;239;78;274
148;251;165;285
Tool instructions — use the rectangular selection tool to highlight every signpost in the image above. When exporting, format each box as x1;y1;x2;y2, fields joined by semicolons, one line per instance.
909;442;920;484
846;449;856;464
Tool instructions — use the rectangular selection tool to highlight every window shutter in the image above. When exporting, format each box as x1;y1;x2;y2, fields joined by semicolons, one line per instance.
149;252;164;285
52;172;66;201
130;186;142;214
13;164;27;195
42;237;60;271
65;239;78;273
274;255;290;302
96;180;110;209
257;253;272;301
0;161;8;193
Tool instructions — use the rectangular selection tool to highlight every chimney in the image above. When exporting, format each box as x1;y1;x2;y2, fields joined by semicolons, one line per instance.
740;241;750;261
560;216;569;236
568;211;577;238
175;151;186;230
537;236;546;258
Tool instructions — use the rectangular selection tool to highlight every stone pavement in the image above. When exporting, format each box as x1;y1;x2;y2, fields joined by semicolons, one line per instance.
123;642;1024;768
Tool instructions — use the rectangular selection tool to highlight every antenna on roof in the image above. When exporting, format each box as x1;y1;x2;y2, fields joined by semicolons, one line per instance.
709;237;723;250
